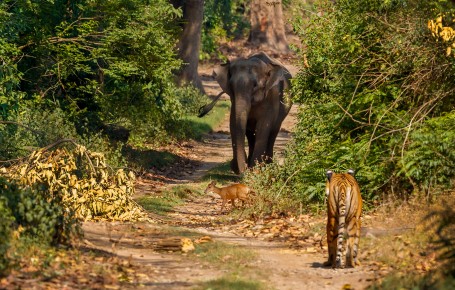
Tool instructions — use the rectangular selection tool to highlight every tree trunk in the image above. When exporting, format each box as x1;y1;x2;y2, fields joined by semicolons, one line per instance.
248;0;289;52
171;0;205;93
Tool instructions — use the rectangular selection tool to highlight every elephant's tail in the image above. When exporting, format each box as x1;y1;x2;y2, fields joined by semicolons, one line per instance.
198;91;226;118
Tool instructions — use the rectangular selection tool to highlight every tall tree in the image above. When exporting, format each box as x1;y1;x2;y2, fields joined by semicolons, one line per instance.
171;0;205;93
248;0;289;52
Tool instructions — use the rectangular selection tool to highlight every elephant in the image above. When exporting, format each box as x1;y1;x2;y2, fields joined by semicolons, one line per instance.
198;52;292;174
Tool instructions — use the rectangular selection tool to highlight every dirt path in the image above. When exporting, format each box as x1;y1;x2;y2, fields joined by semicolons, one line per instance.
168;191;376;290
83;61;378;290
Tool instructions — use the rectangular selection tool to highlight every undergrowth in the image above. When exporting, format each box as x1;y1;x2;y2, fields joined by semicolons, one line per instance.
363;194;455;289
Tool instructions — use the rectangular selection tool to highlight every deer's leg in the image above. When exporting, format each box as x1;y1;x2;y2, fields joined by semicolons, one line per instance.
220;199;227;214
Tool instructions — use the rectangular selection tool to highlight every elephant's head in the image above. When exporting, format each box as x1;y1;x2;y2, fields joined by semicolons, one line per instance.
213;52;292;174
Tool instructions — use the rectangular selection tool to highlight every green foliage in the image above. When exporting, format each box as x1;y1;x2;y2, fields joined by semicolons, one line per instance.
0;38;24;119
0;176;80;246
174;85;209;115
201;0;249;60
0;0;200;155
402;112;455;193
246;0;455;211
92;1;183;142
0;104;126;168
243;159;315;214
1;104;79;158
0;195;14;275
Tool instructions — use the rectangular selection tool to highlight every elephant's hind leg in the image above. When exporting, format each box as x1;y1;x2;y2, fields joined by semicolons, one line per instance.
246;128;256;167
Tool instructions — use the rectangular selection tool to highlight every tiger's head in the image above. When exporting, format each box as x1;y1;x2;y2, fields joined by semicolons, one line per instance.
325;169;356;195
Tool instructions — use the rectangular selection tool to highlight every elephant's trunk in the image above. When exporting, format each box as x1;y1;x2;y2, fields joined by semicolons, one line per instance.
230;97;250;174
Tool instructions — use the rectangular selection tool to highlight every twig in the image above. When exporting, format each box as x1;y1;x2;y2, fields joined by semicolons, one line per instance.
332;100;369;126
336;72;365;127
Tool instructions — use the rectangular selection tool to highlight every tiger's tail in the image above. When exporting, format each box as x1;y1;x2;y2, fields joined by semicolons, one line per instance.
336;187;347;268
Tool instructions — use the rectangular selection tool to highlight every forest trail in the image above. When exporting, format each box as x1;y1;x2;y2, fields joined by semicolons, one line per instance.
82;60;378;289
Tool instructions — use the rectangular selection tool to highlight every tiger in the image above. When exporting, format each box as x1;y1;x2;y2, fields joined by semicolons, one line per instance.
323;169;362;268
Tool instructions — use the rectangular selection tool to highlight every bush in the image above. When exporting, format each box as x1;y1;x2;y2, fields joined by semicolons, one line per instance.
0;177;80;246
402;112;455;193
0;195;14;275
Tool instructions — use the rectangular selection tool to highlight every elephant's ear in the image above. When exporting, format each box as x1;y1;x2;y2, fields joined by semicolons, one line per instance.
214;62;233;97
265;63;291;98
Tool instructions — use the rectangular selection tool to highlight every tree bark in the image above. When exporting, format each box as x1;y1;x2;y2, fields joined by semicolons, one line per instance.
248;0;289;52
171;0;205;93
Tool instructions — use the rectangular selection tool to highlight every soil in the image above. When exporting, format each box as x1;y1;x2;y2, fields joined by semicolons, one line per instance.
82;56;381;290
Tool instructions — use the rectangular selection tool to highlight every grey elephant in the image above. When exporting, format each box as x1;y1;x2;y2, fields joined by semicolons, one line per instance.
199;52;292;174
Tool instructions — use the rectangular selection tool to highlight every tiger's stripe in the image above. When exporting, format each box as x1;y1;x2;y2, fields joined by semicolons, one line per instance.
324;169;362;268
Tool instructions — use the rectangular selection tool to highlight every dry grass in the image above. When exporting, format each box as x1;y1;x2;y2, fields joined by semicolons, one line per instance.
361;193;455;289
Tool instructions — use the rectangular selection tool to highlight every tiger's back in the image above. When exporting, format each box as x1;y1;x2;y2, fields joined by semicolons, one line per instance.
325;169;362;268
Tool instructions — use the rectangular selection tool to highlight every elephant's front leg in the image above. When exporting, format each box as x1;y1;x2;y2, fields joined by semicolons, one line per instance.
230;101;249;174
250;120;272;167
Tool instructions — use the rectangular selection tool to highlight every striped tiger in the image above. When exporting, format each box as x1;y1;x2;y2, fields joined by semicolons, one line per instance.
324;169;362;268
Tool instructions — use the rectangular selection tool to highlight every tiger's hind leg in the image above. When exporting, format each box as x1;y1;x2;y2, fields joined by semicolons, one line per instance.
323;236;337;267
346;217;357;267
323;216;337;267
353;217;362;267
346;234;355;267
323;217;338;268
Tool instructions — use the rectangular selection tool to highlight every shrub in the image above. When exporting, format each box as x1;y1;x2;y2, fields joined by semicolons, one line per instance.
0;194;14;275
0;176;80;246
402;112;455;194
